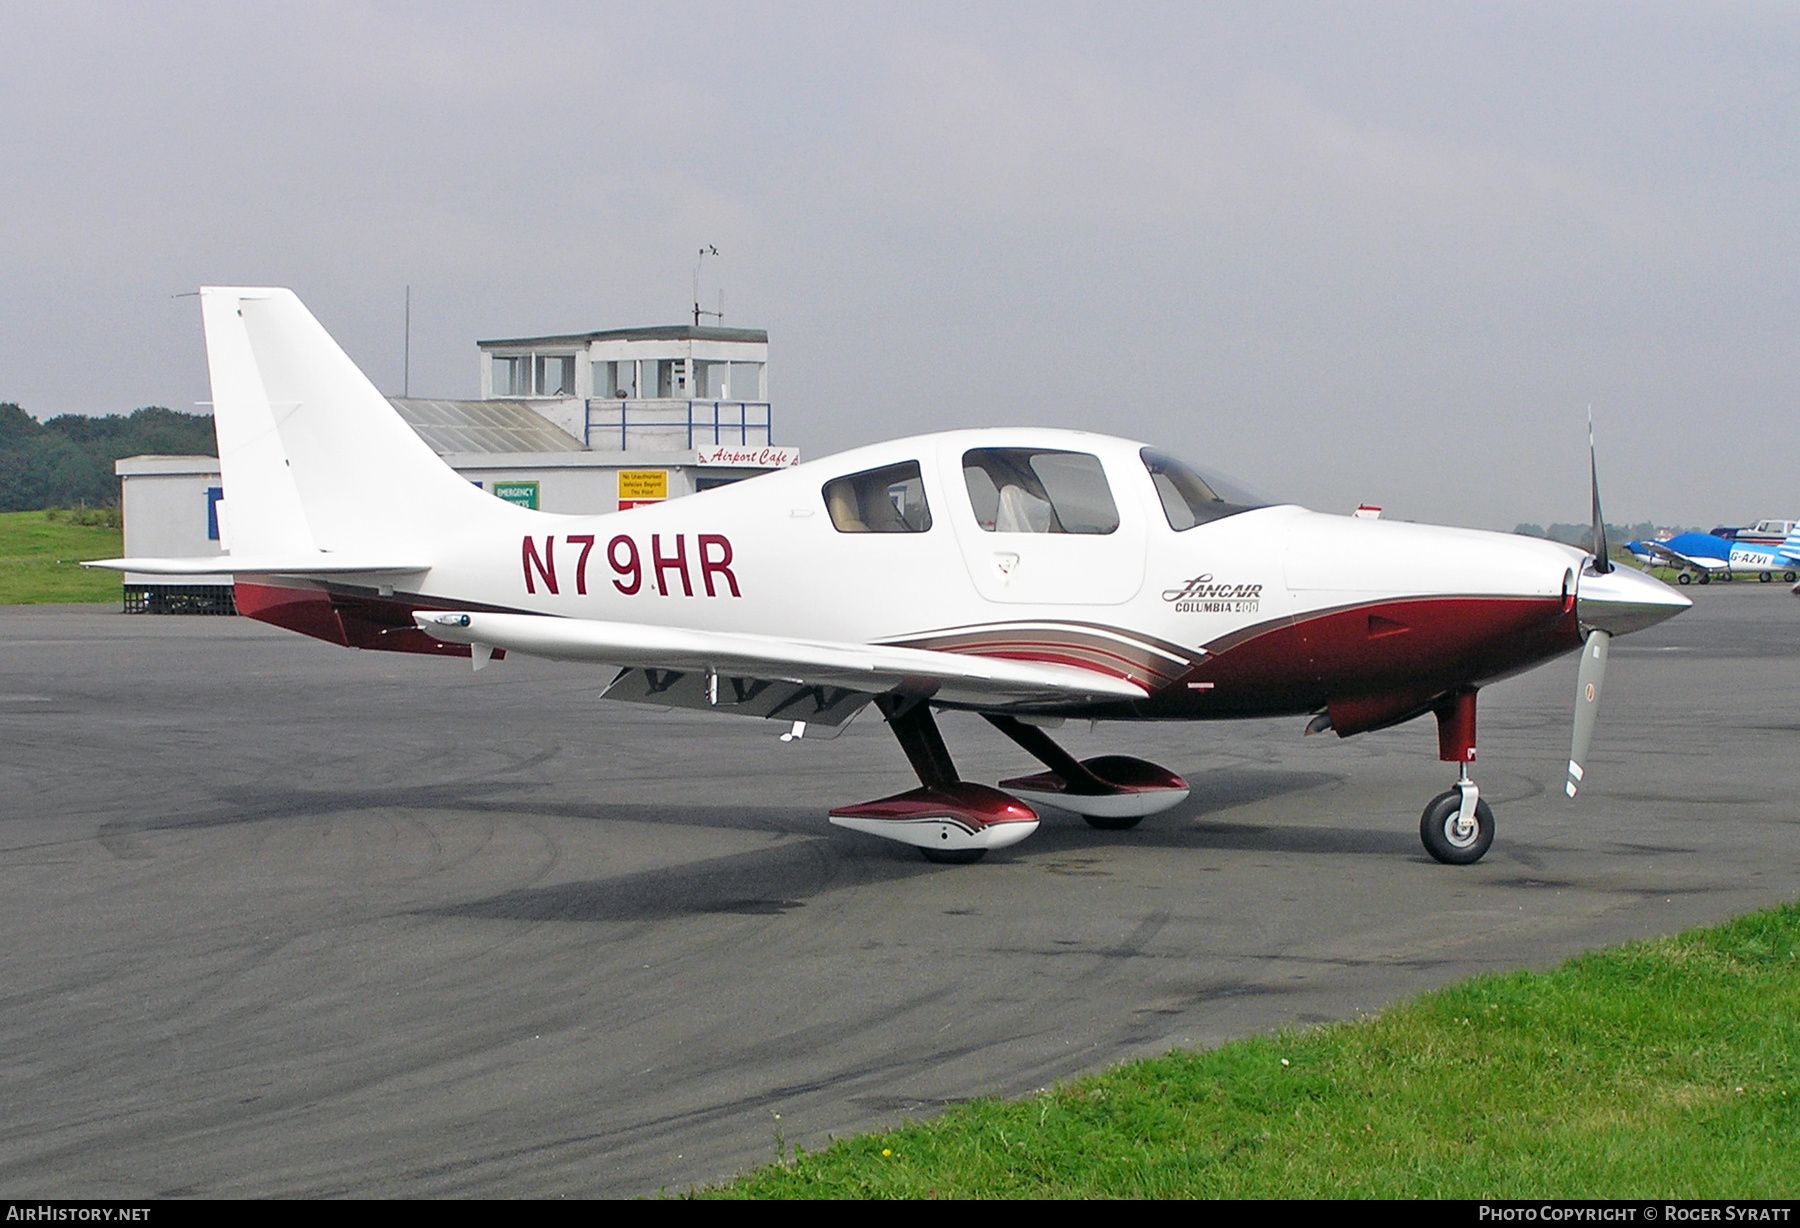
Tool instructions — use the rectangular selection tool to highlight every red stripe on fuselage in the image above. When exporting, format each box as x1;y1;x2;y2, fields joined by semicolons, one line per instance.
935;640;1169;686
886;624;1195;692
958;647;1140;686
1117;594;1579;724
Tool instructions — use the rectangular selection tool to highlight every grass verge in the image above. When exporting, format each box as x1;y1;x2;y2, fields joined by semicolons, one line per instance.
0;509;123;604
709;902;1800;1198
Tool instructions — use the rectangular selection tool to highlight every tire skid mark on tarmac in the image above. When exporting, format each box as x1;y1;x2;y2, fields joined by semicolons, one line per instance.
427;837;931;923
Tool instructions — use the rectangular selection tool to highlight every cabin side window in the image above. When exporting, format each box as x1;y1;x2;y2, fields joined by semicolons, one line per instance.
823;461;933;533
961;448;1119;535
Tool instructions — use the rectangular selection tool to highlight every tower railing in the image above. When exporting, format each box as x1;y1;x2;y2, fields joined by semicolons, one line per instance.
584;399;773;451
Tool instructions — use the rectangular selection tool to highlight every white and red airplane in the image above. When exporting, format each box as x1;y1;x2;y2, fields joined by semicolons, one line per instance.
92;288;1690;865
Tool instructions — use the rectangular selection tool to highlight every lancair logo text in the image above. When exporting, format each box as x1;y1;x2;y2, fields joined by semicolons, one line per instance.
1163;573;1262;614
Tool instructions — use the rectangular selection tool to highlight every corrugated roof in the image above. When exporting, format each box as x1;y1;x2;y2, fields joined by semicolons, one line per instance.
477;324;768;347
388;398;586;454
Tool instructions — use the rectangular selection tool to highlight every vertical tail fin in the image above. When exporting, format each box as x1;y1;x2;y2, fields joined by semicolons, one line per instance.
201;287;525;559
1780;530;1800;565
201;289;317;556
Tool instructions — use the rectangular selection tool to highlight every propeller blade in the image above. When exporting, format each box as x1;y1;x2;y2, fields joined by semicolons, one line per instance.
1588;408;1612;575
1567;628;1610;797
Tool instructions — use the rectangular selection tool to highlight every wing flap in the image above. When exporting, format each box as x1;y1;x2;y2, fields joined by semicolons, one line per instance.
415;610;1148;707
600;667;875;728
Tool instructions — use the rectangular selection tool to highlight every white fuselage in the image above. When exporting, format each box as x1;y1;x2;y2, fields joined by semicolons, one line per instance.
388;428;1591;727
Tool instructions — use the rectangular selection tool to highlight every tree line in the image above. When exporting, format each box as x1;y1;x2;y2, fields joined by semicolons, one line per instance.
1514;522;1693;552
0;403;216;511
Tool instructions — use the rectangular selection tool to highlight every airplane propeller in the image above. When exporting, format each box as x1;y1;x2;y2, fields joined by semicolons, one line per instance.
1587;413;1612;581
1567;622;1607;797
1568;412;1611;798
1565;412;1690;797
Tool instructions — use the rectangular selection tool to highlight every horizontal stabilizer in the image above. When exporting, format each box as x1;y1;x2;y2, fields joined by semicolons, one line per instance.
415;611;1149;708
85;556;429;576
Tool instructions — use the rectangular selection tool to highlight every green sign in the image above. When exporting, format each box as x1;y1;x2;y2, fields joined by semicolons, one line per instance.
492;481;540;510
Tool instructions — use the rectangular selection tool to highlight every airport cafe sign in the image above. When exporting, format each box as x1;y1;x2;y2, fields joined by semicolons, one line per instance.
694;444;800;468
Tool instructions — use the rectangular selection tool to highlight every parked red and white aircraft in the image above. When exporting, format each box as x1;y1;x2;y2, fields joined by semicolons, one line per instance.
93;288;1690;864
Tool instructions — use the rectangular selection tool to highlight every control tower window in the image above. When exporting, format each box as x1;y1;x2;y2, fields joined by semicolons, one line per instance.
823;461;932;533
962;448;1119;535
597;360;639;398
730;362;764;400
492;356;526;396
534;355;575;397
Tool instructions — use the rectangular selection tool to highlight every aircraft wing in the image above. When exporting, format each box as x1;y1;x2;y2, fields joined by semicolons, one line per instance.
84;555;429;576
1629;541;1721;572
414;610;1149;721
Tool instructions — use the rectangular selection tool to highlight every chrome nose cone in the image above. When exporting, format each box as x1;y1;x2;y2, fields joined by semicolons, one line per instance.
1576;565;1692;636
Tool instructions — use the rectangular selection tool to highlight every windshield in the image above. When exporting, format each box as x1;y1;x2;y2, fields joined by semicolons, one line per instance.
1141;448;1266;531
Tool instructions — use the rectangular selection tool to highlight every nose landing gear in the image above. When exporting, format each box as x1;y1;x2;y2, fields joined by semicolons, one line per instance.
1420;766;1495;865
1421;688;1494;864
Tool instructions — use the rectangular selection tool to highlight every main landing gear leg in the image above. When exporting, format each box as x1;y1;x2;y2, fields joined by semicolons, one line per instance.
825;698;1041;864
1420;688;1494;864
983;715;1190;829
885;695;960;792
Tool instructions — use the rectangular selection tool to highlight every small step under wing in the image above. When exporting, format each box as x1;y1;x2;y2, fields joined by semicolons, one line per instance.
415;610;1149;725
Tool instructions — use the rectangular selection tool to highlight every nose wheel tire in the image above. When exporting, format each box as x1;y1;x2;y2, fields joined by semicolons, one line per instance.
920;847;987;865
1083;813;1144;831
1420;790;1495;865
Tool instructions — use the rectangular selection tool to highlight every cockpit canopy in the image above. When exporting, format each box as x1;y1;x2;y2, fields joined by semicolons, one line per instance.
821;438;1267;535
1140;448;1264;531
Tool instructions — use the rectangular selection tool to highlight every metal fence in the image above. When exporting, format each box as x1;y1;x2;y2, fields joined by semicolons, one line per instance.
124;585;237;615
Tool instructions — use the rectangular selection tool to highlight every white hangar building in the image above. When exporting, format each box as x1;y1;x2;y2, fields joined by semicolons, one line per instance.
116;323;797;613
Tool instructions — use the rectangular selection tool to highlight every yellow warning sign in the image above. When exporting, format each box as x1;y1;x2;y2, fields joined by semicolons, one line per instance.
618;470;668;501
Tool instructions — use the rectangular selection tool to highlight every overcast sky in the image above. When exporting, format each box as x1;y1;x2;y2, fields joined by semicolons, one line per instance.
2;2;1795;529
